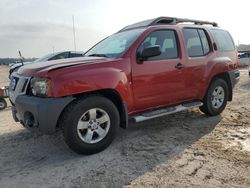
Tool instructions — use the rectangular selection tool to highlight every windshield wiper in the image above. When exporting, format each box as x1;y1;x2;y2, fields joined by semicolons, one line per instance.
88;54;108;58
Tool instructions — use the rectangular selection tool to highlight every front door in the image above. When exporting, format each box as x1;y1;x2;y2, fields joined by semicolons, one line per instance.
132;29;186;111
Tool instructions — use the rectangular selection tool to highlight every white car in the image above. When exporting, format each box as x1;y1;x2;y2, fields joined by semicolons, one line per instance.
9;51;84;77
238;51;250;67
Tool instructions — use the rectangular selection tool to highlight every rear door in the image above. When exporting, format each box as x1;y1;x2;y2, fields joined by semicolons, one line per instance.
181;28;213;99
132;29;186;110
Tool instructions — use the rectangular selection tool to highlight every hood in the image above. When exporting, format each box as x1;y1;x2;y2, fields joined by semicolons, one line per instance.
18;56;108;76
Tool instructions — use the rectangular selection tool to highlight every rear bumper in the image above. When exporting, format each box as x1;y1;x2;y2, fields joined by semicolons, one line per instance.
12;95;74;134
228;69;240;88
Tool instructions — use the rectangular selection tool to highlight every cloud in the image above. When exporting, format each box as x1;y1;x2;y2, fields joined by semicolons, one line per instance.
0;21;76;57
0;22;73;40
0;20;106;58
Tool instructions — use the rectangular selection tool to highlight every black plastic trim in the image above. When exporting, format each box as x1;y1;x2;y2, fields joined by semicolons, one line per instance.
14;95;75;134
228;69;240;88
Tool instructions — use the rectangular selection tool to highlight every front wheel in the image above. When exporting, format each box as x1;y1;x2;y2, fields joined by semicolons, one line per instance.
61;96;120;155
200;79;229;116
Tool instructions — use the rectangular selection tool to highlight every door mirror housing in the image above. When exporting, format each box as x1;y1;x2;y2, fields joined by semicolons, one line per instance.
138;45;161;62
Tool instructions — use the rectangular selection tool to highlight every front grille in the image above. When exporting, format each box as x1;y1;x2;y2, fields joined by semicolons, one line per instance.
21;79;29;92
26;82;33;96
9;73;31;103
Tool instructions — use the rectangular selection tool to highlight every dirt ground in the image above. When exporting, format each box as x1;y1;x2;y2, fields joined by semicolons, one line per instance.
0;65;249;188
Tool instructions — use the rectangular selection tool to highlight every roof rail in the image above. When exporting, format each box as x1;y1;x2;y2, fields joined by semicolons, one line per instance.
174;17;218;27
119;17;218;32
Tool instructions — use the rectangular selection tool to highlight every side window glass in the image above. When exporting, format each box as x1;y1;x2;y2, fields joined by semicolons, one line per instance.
49;52;69;60
138;30;179;61
183;29;203;57
183;28;210;57
70;53;83;58
198;29;210;54
210;29;235;51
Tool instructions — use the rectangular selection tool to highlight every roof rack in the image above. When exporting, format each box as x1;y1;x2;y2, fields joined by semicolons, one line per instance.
119;17;218;32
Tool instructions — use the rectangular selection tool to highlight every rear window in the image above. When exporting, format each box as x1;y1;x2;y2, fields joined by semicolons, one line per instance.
210;29;235;52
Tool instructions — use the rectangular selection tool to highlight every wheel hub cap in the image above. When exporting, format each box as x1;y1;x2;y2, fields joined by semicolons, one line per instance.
77;108;110;144
211;86;225;109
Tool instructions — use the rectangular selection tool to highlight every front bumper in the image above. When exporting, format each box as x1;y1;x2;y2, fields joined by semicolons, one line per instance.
12;95;74;134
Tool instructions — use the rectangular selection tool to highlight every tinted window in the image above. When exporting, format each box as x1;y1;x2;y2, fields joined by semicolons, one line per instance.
183;28;210;57
211;29;235;52
239;52;250;58
49;52;70;60
138;30;179;60
198;30;210;54
70;53;83;58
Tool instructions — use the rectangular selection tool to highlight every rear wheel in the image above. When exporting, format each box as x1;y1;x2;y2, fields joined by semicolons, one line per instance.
0;99;7;110
200;79;228;116
61;96;120;155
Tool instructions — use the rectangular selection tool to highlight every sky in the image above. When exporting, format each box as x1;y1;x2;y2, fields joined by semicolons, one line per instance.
0;0;249;58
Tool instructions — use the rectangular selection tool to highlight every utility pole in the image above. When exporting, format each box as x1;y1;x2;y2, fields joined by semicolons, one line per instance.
72;15;77;51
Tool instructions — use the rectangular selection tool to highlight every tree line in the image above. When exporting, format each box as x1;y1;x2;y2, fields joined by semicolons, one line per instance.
238;44;250;51
0;58;37;65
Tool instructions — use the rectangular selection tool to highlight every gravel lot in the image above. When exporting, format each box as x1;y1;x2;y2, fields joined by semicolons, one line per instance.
0;65;249;188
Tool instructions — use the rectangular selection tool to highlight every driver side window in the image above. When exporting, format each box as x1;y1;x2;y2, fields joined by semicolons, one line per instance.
138;30;179;61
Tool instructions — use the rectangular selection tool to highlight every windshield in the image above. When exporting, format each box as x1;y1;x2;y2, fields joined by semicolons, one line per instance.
85;29;145;58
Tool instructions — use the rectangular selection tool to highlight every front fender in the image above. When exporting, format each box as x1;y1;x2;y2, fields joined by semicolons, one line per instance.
50;67;133;109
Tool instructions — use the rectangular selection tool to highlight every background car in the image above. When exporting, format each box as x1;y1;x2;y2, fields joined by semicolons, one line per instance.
9;51;84;78
238;51;250;67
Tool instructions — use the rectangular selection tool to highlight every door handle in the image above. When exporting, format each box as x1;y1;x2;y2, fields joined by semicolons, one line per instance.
175;63;184;70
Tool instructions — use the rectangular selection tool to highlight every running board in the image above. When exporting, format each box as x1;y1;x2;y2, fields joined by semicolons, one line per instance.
133;102;203;122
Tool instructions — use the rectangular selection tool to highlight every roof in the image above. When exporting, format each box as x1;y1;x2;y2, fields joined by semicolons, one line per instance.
119;17;218;32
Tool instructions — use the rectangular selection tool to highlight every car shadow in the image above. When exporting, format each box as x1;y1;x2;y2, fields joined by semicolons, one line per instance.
239;82;250;90
0;109;221;187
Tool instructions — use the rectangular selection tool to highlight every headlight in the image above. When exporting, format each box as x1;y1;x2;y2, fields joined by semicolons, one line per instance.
30;78;51;97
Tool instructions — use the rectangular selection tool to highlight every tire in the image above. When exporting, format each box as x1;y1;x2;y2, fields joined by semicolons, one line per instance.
0;99;7;110
199;79;229;116
61;96;120;155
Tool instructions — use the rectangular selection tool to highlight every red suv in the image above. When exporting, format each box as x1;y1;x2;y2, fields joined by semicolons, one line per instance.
9;17;240;154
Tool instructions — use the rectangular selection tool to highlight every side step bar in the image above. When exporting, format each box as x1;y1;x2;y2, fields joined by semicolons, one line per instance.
133;101;203;122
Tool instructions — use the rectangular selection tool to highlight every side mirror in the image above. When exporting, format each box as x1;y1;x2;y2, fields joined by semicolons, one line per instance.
138;45;161;62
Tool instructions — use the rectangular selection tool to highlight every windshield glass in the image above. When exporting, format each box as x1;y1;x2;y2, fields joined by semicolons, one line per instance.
85;29;144;58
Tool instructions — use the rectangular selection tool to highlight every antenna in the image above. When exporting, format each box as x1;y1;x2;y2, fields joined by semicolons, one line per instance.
72;15;77;51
